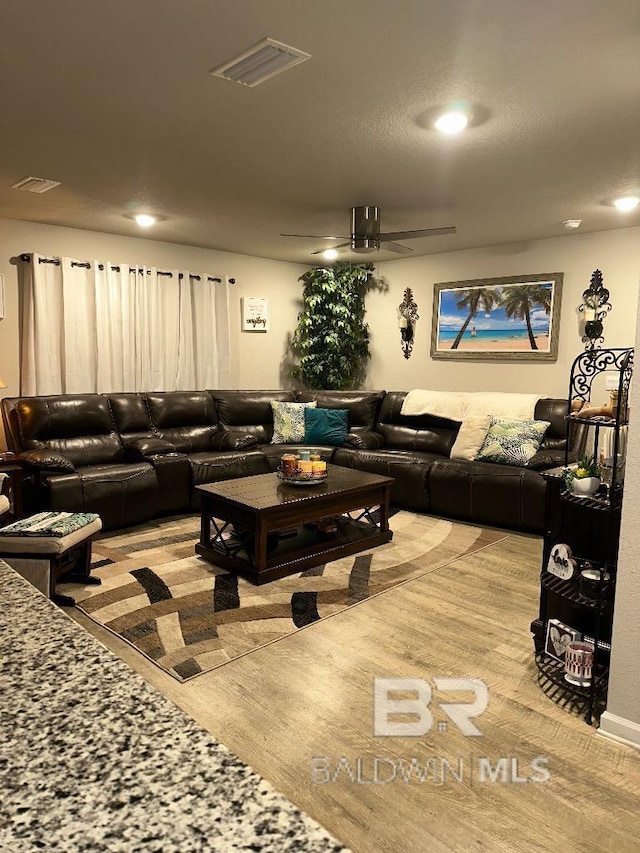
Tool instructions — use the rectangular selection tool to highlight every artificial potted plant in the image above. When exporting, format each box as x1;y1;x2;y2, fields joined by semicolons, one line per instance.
290;262;373;390
564;454;601;496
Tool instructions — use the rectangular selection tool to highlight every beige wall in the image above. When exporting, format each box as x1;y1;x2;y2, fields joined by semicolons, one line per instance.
366;227;640;397
599;285;640;748
1;217;639;419
0;217;307;421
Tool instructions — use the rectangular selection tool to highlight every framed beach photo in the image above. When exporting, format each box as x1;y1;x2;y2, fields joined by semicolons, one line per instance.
430;273;563;361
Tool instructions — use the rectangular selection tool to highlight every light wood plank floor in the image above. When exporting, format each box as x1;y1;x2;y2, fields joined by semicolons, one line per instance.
70;528;640;853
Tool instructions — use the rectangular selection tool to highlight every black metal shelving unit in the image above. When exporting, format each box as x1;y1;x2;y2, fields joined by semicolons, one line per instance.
531;347;633;724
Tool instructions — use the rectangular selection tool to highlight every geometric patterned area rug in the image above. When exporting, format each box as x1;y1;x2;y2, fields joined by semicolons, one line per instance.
71;511;508;682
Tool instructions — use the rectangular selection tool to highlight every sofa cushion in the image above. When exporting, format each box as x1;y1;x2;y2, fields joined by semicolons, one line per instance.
476;418;550;466
12;395;123;467
376;392;458;456
146;392;219;453
297;390;385;435
270;401;316;444
534;398;572;450
107;393;155;441
304;407;349;446
210;390;297;443
449;416;492;461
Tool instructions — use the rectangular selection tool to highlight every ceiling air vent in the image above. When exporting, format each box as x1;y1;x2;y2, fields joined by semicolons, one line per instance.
210;37;311;88
11;176;61;194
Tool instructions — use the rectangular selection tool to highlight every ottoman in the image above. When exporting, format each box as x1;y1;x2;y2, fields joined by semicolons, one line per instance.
0;517;102;606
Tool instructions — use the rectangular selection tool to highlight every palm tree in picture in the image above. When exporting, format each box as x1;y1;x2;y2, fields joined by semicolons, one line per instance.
501;283;552;350
450;288;500;349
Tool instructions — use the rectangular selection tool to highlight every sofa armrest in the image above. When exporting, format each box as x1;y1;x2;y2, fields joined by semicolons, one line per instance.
525;449;570;471
19;450;76;473
123;438;177;460
210;430;259;451
343;431;386;450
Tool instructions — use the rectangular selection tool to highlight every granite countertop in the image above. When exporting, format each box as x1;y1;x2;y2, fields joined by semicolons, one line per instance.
0;561;347;853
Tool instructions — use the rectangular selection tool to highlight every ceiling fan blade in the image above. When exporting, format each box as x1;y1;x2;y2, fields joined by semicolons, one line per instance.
281;233;349;240
310;242;351;255
379;226;457;241
384;242;414;254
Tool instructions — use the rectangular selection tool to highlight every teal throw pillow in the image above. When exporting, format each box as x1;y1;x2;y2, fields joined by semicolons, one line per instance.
475;417;550;466
270;400;317;444
304;407;349;446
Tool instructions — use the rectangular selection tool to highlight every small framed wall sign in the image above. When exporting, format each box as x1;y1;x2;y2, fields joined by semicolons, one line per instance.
241;296;269;332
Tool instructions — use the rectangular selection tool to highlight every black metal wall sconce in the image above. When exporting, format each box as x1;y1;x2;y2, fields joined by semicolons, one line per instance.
397;288;419;359
579;269;611;353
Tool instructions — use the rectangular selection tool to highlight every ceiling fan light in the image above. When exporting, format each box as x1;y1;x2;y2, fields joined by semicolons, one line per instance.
434;111;469;135
613;196;639;212
322;248;339;260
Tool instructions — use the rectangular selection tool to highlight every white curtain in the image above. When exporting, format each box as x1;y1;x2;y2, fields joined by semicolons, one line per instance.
20;254;232;395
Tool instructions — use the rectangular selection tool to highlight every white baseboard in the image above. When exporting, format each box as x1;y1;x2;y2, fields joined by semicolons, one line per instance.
597;711;640;750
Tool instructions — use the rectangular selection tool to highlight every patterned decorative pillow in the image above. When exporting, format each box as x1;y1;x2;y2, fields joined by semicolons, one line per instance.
270;401;317;444
475;417;550;466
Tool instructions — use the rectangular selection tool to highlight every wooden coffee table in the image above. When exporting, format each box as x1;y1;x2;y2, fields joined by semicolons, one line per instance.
195;464;394;584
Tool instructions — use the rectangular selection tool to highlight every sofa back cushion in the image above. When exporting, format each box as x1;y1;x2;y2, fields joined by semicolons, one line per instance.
378;393;574;457
211;390;297;443
297;390;385;436
376;391;459;456
107;393;157;442
10;395;123;466
534;398;569;450
146;391;219;452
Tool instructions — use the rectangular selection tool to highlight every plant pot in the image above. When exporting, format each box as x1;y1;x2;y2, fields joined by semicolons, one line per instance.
570;476;600;497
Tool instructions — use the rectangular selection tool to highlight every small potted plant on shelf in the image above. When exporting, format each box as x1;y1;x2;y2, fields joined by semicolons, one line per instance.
563;454;601;496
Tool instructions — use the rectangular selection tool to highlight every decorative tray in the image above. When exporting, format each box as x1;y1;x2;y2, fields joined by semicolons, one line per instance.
276;468;327;486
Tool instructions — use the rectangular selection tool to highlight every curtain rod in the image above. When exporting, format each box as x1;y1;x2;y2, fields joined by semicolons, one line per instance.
18;254;228;283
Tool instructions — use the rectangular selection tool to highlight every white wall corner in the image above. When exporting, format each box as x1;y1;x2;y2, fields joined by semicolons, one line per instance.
597;711;640;750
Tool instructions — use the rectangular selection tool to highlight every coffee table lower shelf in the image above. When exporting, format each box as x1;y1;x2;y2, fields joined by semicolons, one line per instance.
197;515;392;584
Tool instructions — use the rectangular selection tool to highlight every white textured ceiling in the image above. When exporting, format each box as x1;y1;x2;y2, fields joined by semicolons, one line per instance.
1;0;639;263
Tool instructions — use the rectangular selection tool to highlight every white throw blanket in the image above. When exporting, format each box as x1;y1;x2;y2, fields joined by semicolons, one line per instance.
401;389;542;421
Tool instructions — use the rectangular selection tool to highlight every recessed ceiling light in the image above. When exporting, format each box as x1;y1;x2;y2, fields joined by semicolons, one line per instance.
135;214;156;227
322;248;339;261
613;196;640;212
563;219;582;229
434;111;469;135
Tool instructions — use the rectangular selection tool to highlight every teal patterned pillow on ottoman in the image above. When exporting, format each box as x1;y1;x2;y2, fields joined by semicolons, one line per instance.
475;417;550;466
270;401;317;444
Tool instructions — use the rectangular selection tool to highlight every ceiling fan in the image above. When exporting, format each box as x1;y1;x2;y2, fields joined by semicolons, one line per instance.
281;205;456;255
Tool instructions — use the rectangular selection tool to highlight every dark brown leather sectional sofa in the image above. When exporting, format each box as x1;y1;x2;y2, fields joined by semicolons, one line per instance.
1;389;584;533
